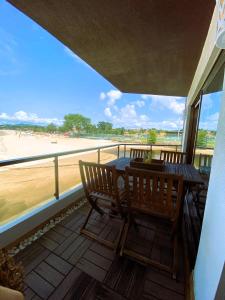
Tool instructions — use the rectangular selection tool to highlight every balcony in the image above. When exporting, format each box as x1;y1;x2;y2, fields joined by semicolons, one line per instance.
1;1;225;299
0;143;207;299
15;202;187;300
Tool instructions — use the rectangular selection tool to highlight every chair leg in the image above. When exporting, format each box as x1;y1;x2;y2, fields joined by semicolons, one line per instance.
90;198;104;216
120;217;130;256
80;207;93;233
172;235;178;280
115;219;126;254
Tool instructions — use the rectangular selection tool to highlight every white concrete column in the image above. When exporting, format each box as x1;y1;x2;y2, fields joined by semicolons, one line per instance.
194;72;225;300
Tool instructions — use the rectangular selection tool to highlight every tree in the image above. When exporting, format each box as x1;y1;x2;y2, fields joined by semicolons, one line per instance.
63;114;91;134
113;127;125;135
196;130;207;148
97;121;113;133
147;129;157;144
46;123;57;133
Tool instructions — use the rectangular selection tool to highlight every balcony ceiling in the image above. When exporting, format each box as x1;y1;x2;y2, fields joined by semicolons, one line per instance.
8;0;215;96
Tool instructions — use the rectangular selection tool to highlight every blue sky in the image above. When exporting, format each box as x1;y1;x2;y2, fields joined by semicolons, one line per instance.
0;1;221;130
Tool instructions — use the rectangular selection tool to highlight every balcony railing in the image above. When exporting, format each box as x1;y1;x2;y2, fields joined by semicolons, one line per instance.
0;142;213;228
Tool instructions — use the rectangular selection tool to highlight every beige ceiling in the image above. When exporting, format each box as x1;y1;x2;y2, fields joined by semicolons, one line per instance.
8;0;215;96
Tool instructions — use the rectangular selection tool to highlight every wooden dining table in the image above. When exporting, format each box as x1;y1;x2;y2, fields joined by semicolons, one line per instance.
108;157;204;227
107;157;204;188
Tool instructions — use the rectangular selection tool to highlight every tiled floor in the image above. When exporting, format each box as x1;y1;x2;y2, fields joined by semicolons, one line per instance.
16;204;186;300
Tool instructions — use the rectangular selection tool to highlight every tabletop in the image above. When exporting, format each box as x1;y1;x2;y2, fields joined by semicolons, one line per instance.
107;157;204;185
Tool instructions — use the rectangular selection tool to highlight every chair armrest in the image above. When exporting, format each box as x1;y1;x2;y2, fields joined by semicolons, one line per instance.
0;286;24;300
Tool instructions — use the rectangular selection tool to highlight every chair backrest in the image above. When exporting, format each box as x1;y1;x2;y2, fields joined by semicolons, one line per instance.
160;150;187;164
130;148;151;159
79;160;118;199
125;167;183;221
198;153;212;169
198;153;212;175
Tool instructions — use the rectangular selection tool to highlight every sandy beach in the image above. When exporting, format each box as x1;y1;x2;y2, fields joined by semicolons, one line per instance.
0;130;118;225
0;130;115;161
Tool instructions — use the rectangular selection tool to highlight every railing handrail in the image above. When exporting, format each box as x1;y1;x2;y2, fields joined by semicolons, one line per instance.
0;143;183;167
0;142;213;168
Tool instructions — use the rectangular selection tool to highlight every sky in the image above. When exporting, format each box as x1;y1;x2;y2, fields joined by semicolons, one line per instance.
0;1;222;130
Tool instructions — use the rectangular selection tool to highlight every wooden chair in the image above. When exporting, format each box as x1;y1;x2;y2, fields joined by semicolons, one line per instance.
198;153;212;177
160;150;187;164
130;148;151;159
191;154;212;220
79;160;126;251
120;167;183;278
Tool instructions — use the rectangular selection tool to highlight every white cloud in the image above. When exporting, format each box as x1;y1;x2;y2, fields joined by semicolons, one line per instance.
199;112;220;130
0;111;63;126
104;107;112;117
141;94;185;115
99;89;122;106
150;95;185;115
102;91;184;129
135;100;145;108
104;103;183;129
100;92;106;100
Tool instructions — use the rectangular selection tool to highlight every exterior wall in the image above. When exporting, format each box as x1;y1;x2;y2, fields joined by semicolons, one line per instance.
194;76;225;300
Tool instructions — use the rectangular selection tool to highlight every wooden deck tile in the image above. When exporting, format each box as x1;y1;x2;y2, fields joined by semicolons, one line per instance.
90;242;115;261
16;243;50;275
52;224;73;237
146;268;184;295
25;271;54;299
63;272;127;300
104;256;146;299
144;280;184;300
68;238;93;265
45;253;72;275
35;261;64;287
24;287;35;300
48;267;82;300
61;235;85;260
62;212;84;229
44;229;66;244
77;258;107;282
83;249;112;271
15;204;186;300
39;236;59;251
53;232;78;255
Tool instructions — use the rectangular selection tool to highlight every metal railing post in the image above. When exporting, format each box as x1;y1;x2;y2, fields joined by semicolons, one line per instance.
117;145;120;158
98;148;100;163
124;144;126;158
54;156;59;199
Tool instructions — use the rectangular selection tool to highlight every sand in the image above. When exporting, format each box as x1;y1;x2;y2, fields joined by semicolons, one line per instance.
0;130;119;225
0;130;115;161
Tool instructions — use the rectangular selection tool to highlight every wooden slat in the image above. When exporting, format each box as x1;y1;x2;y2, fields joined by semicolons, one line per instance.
144;279;184;300
77;258;107;282
35;261;64;287
15;202;186;300
25;271;54;299
45;253;72;275
83;249;112;271
48;267;82;300
54;232;78;255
